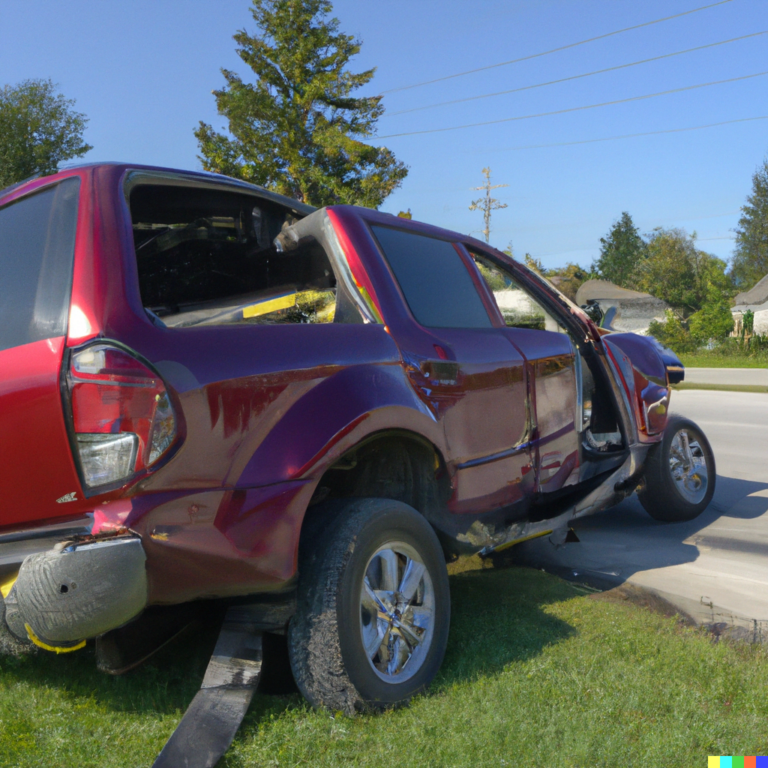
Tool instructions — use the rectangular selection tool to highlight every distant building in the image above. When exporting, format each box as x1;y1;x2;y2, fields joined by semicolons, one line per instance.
575;279;670;335
731;274;768;336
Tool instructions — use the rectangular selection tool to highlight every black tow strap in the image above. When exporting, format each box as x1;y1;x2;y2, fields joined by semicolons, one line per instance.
152;607;264;768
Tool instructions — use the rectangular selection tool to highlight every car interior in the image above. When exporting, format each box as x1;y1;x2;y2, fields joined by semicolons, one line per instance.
469;251;626;475
129;184;355;328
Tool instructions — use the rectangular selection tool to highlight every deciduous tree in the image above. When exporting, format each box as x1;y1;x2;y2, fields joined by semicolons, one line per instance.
688;298;734;343
0;79;91;189
637;228;732;315
550;262;590;302
195;0;407;208
647;310;695;354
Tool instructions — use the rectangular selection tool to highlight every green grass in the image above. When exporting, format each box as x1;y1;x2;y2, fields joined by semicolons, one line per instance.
4;562;768;767
680;354;768;369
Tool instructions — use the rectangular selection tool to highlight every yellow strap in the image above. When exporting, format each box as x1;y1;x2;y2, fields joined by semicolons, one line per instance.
243;293;296;318
0;572;18;599
493;529;553;553
24;623;86;654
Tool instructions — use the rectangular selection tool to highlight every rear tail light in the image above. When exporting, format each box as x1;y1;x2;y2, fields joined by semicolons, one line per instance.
66;344;177;490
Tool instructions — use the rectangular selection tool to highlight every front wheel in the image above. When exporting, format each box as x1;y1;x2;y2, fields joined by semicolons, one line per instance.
288;498;450;714
638;415;715;522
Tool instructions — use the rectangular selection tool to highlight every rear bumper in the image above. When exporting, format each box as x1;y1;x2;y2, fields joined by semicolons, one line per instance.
1;478;312;647
0;517;91;581
4;535;147;648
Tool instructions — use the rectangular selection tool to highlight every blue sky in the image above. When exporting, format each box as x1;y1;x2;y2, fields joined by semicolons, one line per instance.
1;0;766;269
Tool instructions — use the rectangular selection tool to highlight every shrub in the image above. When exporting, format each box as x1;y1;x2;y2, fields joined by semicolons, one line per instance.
647;311;695;354
688;299;734;344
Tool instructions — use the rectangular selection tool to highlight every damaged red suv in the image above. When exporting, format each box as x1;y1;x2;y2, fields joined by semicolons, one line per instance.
1;164;714;746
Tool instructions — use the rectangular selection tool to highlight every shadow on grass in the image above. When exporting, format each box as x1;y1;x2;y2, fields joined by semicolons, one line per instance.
0;616;221;716
436;564;576;688
0;563;575;725
1;563;577;728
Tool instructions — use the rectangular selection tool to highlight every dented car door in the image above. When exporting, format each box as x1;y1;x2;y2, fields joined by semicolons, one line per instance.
467;250;582;496
359;219;534;520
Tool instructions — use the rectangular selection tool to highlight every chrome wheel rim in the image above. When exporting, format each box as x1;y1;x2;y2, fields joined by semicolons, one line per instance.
359;542;435;683
669;428;708;505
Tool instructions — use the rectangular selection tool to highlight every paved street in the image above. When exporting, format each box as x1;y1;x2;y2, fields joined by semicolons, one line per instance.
683;367;768;386
513;389;768;628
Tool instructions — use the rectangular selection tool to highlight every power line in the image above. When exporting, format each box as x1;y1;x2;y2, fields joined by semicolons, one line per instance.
386;31;766;118
468;115;768;153
469;168;509;243
374;71;768;140
381;0;734;94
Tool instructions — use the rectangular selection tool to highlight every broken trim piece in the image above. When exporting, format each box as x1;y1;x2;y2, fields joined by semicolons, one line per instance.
0;573;16;599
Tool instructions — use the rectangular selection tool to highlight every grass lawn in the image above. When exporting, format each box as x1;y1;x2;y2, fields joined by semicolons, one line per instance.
3;561;768;767
680;354;768;369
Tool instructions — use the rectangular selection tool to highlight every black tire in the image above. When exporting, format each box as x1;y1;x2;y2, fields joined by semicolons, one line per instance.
638;415;716;522
257;632;299;695
287;498;450;714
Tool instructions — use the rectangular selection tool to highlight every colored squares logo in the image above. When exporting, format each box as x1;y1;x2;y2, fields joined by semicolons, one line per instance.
709;759;768;767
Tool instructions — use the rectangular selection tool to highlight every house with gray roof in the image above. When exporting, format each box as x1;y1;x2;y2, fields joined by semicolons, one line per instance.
731;274;768;336
575;279;671;335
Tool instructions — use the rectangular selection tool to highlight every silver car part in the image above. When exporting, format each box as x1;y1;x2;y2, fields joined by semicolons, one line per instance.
669;428;709;505
360;542;436;683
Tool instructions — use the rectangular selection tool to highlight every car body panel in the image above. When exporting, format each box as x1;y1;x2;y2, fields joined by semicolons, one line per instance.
0;164;687;640
0;337;83;528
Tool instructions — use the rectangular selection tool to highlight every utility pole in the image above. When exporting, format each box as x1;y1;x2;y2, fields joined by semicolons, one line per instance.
469;167;508;244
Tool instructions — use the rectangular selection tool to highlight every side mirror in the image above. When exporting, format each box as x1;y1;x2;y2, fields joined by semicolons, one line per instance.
581;300;604;325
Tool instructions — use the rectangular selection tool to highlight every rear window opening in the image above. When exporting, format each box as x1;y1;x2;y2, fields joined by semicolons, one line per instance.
0;178;80;352
129;184;351;328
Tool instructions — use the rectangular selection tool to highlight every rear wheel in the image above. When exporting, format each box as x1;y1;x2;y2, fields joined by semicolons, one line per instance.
288;498;450;714
638;415;715;522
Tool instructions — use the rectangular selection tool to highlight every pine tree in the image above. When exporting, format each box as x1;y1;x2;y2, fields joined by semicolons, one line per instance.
731;158;768;289
195;0;407;208
593;212;647;288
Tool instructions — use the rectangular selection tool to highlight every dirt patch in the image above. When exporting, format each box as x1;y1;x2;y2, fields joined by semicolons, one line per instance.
589;583;696;626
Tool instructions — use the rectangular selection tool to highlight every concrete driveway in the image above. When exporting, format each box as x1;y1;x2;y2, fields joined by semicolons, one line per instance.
512;389;768;631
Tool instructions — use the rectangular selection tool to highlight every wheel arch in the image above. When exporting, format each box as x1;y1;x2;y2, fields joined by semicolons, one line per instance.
298;428;452;556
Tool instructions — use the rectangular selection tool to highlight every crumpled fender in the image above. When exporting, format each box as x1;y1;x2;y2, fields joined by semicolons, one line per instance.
603;333;679;438
236;362;443;487
606;332;684;385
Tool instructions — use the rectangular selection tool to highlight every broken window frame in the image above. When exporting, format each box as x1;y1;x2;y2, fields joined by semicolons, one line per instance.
122;172;376;330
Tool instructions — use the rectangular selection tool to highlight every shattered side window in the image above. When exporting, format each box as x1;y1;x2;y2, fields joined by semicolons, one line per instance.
130;184;346;328
470;251;566;334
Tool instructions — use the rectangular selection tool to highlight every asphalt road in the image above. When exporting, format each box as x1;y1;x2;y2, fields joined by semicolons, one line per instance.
683;368;768;386
513;389;768;629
